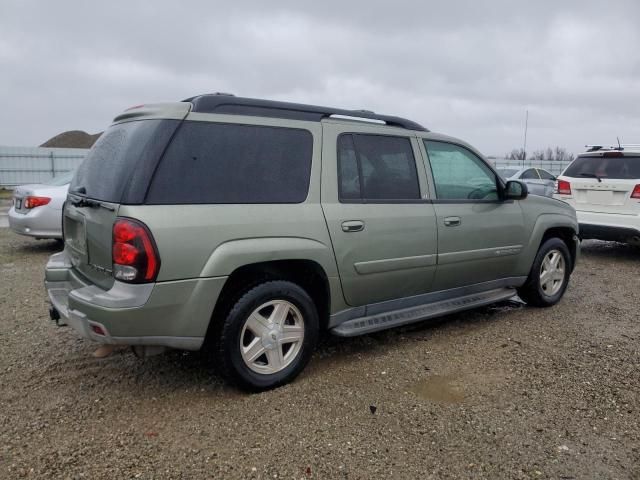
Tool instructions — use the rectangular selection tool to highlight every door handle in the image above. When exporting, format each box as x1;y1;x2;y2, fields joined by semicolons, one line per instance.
341;220;365;232
443;216;461;227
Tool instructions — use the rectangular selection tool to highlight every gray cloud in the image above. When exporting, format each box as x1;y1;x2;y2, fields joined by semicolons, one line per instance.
1;0;639;155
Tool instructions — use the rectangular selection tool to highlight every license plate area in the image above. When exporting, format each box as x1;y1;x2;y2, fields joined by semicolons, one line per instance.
586;190;614;205
64;213;87;255
582;189;627;206
15;198;22;209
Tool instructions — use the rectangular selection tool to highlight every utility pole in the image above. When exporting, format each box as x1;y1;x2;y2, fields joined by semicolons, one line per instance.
523;109;529;164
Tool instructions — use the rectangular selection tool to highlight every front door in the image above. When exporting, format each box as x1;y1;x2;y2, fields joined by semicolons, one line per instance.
321;123;438;307
420;140;528;291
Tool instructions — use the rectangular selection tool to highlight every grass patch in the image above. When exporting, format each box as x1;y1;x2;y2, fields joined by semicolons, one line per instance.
0;188;14;199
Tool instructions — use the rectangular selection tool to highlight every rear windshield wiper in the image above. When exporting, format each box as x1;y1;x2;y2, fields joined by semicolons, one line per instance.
578;172;603;183
70;196;100;208
68;191;115;211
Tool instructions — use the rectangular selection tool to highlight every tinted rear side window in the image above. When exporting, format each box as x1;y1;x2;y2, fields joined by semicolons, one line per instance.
70;120;179;203
564;156;640;180
337;135;361;200
146;122;313;204
337;134;420;201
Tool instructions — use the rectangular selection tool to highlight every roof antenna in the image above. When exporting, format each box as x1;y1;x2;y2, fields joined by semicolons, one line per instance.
617;136;623;150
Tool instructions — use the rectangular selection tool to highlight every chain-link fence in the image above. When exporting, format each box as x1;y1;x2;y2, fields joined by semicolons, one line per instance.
0;146;89;187
490;159;571;176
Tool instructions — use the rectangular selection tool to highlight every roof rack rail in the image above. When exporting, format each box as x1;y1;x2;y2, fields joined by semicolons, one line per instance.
181;94;428;131
329;114;386;125
585;144;640;152
585;145;620;152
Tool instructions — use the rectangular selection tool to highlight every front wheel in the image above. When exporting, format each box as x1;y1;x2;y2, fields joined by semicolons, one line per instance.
215;281;319;392
517;238;571;307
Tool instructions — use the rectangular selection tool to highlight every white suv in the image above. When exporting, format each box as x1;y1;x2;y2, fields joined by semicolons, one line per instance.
554;146;640;246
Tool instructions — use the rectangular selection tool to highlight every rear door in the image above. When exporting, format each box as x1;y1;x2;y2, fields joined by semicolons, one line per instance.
536;169;556;197
420;139;527;291
63;200;119;290
321;123;438;307
64;119;180;289
520;168;546;196
559;155;640;215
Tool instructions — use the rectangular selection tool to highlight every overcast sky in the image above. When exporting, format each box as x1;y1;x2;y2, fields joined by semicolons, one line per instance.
1;0;638;156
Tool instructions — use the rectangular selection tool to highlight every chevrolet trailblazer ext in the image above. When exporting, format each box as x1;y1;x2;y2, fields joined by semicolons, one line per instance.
45;94;579;391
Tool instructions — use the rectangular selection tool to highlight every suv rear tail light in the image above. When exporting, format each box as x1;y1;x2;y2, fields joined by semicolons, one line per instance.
557;180;572;195
112;218;160;283
24;196;51;209
632;184;640;199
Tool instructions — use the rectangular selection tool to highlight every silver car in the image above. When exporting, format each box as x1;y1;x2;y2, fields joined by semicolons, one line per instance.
8;171;74;239
497;167;556;197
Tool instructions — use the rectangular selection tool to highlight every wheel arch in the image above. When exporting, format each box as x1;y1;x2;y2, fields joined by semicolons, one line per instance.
540;226;578;271
199;237;338;278
522;213;579;274
207;259;332;342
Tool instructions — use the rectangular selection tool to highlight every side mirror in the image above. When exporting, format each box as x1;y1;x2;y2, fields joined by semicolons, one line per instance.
504;180;528;200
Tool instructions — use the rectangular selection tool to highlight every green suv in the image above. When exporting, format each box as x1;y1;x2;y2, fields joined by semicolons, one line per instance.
45;94;579;391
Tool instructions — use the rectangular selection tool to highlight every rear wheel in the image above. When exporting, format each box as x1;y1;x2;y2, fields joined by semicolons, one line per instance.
517;238;571;307
215;280;319;392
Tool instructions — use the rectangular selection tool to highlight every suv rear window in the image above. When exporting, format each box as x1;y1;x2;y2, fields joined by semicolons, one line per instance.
71;120;179;203
564;155;640;180
146;122;313;204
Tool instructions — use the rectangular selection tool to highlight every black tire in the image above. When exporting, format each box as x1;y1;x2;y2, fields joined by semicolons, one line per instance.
215;280;319;392
517;237;572;307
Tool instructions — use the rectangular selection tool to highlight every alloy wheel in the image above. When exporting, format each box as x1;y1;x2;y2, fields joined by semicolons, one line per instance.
539;249;565;297
239;300;305;374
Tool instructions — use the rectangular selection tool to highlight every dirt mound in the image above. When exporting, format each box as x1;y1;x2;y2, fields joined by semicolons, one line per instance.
40;130;102;148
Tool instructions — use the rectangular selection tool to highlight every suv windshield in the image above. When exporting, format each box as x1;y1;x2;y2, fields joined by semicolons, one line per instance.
564;155;640;180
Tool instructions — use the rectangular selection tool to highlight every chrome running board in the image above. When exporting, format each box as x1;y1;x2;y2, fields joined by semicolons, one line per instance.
330;288;516;337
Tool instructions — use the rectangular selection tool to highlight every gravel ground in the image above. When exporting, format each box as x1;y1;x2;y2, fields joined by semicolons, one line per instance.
0;198;10;228
0;229;639;479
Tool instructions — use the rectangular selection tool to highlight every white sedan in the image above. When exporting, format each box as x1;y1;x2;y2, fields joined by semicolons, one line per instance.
8;171;74;239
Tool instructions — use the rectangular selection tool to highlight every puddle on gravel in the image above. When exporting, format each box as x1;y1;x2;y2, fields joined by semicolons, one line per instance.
411;375;464;403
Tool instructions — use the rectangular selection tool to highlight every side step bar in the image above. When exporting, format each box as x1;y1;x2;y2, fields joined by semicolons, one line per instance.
331;288;516;337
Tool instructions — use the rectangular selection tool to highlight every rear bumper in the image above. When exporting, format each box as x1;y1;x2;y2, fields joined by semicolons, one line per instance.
576;210;640;242
579;224;640;243
45;250;227;350
9;205;62;239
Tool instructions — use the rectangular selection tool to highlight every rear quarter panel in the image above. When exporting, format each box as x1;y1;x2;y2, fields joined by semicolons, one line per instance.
117;204;338;281
117;117;345;309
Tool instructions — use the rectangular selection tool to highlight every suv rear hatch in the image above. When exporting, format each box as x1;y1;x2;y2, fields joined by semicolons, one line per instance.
64;110;186;289
560;154;640;215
